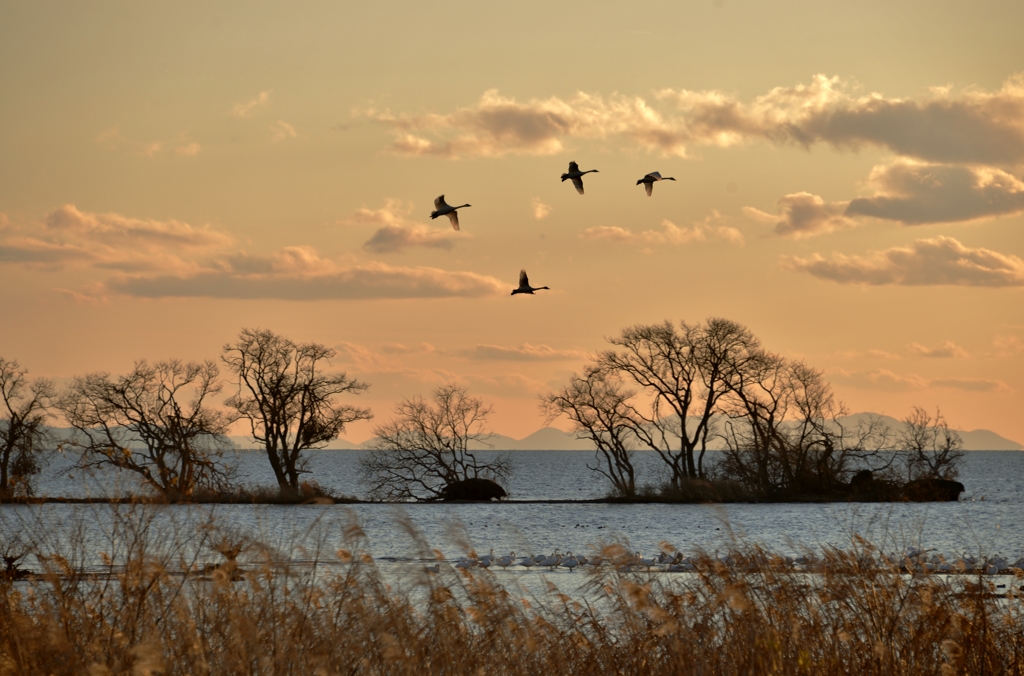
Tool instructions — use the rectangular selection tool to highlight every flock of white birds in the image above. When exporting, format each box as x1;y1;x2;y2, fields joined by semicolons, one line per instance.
426;546;1024;577
429;162;677;296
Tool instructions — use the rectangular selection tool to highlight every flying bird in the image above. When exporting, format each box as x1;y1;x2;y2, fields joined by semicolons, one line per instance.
430;195;471;230
511;269;549;296
636;171;676;196
560;161;599;195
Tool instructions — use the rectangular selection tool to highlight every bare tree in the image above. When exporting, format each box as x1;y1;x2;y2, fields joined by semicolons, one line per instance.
57;360;232;497
595;318;759;485
541;369;639;498
0;358;55;498
222;328;372;493
898;406;964;480
360;385;510;501
721;354;893;496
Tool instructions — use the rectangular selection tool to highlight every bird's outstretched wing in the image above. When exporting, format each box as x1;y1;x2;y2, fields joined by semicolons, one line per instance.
519;269;529;287
568;161;579;172
646;171;662;180
434;195;447;210
645;182;653;196
448;211;460;231
572;176;585;195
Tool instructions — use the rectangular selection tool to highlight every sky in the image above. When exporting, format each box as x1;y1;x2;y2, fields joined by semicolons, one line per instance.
1;0;1023;444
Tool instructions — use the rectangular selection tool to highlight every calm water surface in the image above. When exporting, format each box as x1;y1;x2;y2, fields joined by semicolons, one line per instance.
4;451;1024;570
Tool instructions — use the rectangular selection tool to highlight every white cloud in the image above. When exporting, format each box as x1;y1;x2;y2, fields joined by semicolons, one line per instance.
271;120;297;141
107;260;505;301
532;198;551;220
380;342;436;355
744;192;853;238
0;204;232;273
659;73;1024;165
909;341;969;358
831;368;1010;393
785;236;1024;286
350;201;461;253
2;206;501;303
175;142;201;157
231;90;272;118
460;344;585;361
993;333;1024;357
581;213;744;248
845;160;1024;224
363;73;1024;163
362;225;458;253
364;88;690;158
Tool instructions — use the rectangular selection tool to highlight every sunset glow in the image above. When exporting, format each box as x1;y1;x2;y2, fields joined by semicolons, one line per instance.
2;1;1021;444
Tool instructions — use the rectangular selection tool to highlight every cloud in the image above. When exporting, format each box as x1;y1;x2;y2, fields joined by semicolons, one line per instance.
363;74;1024;163
460;344;585;361
581;214;744;248
362;225;458;253
350;201;461;253
931;378;1011;392
744;192;853;238
832;348;902;360
363;88;690;158
271;120;297;141
95;125;127;146
97;126;203;159
993;333;1024;357
845;160;1024;224
4;206;503;303
380;342;436;355
175;142;201;157
106;260;505;301
0;205;233;273
231;90;272;118
785;236;1024;286
659;73;1024;165
831;368;1010;393
45;205;230;249
909;341;969;358
532;198;551;220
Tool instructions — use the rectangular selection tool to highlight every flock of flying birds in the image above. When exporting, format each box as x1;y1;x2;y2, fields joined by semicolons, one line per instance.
429;162;676;296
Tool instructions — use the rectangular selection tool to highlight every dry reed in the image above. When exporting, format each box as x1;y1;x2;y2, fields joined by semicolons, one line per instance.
1;505;1022;675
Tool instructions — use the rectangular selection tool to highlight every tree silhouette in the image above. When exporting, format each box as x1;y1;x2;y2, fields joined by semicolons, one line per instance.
222;328;371;494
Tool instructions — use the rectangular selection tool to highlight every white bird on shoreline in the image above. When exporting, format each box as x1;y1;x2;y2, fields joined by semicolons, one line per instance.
560;161;599;195
539;553;562;570
560;552;579;572
636;171;675;196
511;269;549;296
430;195;471;231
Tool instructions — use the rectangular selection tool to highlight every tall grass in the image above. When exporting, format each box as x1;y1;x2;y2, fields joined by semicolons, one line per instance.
1;505;1022;675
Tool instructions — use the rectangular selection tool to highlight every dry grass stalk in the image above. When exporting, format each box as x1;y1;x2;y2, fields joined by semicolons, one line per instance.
1;505;1022;675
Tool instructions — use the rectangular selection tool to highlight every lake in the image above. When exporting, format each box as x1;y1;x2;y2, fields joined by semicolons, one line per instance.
3;449;1023;572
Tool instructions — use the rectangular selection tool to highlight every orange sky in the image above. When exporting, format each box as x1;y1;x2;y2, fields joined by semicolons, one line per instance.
1;1;1022;444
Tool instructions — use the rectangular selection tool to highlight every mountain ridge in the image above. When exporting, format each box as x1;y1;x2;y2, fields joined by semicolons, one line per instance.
334;413;1022;452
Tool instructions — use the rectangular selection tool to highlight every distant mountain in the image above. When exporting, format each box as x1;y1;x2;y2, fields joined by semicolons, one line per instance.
838;412;1022;451
356;416;1022;452
226;435;363;450
514;427;596;450
44;416;1023;453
